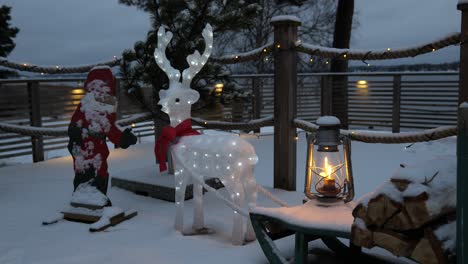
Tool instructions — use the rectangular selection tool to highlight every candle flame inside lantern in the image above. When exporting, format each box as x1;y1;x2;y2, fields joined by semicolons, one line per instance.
319;157;334;180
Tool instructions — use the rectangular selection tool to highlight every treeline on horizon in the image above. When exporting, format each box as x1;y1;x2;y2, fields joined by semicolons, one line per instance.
349;61;459;72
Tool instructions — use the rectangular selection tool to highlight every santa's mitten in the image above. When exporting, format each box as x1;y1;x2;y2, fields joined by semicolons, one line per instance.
120;128;137;149
68;122;83;147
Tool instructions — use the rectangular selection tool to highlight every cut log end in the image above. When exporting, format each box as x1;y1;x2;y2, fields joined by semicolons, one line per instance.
351;222;374;248
373;230;417;257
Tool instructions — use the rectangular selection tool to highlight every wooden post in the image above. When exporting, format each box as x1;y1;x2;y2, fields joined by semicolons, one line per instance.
321;75;333;116
252;77;261;133
27;81;44;162
457;105;468;264
392;75;401;133
271;16;301;191
458;4;468;263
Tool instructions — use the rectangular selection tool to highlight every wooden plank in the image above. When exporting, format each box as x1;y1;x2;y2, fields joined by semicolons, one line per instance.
400;115;457;121
401;89;458;93
89;210;138;232
399;120;456;125
393;75;402;133
62;212;102;223
71;202;105;210
0;151;33;159
400;112;456;117
0;144;37;153
402;80;458;84
348;122;392;128
401;84;459;88
0;139;31;147
402;98;459;103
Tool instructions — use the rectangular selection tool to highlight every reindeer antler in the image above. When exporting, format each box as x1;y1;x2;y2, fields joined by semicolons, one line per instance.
182;24;213;88
154;26;181;86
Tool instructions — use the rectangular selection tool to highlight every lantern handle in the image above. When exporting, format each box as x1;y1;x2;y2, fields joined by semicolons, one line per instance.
341;135;355;202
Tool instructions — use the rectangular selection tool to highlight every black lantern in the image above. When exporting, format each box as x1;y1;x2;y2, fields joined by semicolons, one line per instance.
304;116;354;202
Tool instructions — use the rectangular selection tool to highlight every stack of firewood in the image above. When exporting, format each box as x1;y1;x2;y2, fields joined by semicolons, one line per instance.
351;159;456;264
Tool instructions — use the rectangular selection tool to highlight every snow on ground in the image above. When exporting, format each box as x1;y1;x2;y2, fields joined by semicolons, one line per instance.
0;129;456;264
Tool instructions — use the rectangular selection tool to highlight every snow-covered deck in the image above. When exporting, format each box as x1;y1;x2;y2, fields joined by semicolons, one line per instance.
1;132;454;263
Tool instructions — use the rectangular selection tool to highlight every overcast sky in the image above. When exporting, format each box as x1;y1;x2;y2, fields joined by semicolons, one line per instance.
2;0;461;67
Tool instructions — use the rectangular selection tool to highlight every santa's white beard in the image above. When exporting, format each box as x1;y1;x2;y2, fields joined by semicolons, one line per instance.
80;93;116;133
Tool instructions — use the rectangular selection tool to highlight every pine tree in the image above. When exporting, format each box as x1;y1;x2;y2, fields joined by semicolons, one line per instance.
0;5;19;78
118;0;261;127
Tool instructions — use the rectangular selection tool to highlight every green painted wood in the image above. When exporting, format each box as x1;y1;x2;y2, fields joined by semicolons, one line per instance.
321;237;349;255
294;232;307;264
250;211;355;264
249;213;288;264
457;105;468;264
251;213;351;239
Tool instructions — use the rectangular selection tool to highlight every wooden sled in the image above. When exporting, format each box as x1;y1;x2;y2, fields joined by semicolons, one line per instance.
249;199;361;264
42;203;137;232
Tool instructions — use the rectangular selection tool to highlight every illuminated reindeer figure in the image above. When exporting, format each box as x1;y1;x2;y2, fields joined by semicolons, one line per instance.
154;24;258;245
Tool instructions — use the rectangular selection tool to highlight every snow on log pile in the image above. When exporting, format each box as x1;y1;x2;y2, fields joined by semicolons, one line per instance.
351;157;456;264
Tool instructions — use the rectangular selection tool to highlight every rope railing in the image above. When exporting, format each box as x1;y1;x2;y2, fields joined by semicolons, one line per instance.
0;112;153;137
0;57;121;74
192;116;274;130
0;41;274;74
0;32;460;73
342;126;457;144
210;43;274;64
296;32;461;62
0;43;273;74
293;118;457;144
117;112;153;127
293;118;319;132
0;115;457;143
0;114;273;137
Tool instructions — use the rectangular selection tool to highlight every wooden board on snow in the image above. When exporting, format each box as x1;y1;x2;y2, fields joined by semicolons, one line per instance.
89;210;138;232
111;165;224;202
61;206;103;223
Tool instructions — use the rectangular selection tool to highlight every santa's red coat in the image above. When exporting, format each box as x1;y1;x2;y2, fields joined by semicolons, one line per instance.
70;103;123;178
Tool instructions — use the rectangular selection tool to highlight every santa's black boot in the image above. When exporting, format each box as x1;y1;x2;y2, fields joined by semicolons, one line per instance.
93;176;112;207
73;166;96;191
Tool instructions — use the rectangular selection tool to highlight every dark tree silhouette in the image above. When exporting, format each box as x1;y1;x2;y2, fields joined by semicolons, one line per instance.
0;5;20;78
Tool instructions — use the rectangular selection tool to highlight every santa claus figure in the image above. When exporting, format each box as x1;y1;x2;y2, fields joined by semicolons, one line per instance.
68;66;137;206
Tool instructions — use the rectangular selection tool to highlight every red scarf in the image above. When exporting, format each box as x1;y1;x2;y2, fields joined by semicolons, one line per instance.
155;119;200;172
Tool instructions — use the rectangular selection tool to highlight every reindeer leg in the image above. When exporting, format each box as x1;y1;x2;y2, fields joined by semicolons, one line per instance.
192;178;205;231
174;165;189;233
224;179;245;245
242;166;258;242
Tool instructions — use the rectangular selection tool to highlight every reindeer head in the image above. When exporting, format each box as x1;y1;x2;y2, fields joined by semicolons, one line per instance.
155;24;213;126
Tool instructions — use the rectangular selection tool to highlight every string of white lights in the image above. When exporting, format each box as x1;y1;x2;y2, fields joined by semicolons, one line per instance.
0;57;120;74
297;32;461;67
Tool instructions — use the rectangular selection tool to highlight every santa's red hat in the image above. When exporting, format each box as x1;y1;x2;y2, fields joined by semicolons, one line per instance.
84;66;116;96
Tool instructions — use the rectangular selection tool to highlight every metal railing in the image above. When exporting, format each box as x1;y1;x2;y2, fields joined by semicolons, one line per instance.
231;71;459;131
